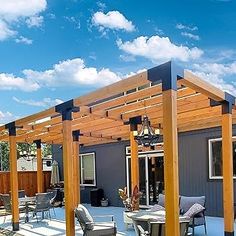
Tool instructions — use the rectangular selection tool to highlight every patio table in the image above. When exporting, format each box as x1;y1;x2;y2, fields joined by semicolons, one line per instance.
128;210;189;235
19;196;36;223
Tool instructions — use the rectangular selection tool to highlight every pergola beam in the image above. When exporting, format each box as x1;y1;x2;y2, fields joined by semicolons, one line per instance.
181;70;225;102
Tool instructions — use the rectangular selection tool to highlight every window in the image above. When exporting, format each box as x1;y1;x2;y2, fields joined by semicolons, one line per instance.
80;152;96;186
208;137;236;179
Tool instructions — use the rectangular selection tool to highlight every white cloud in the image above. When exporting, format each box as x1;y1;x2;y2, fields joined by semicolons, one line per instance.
23;58;121;87
176;23;198;31
92;11;135;32
0;0;46;21
26;15;43;28
181;32;200;41
0;19;16;41
0;110;19;124
117;36;203;63
15;36;33;44
0;0;47;41
13;96;63;107
0;58;121;92
191;62;236;95
0;73;39;91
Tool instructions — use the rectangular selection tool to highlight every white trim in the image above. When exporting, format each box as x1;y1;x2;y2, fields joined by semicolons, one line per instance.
208;136;236;180
145;156;149;206
126;143;164;155
80;152;96;187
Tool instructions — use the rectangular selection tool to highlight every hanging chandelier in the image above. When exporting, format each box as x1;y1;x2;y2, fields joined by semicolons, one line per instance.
133;115;160;147
19;144;37;162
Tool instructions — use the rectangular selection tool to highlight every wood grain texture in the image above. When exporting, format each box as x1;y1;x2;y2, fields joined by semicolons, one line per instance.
222;113;234;233
163;89;180;236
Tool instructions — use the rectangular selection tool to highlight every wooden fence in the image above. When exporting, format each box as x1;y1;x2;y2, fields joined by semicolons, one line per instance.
0;171;51;200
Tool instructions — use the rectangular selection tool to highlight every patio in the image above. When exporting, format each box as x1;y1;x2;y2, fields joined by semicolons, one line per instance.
0;204;234;236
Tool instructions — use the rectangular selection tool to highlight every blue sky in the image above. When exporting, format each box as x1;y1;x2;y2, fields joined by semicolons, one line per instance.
0;0;236;124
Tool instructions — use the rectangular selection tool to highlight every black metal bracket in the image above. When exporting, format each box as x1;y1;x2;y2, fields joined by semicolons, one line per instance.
33;139;41;149
210;92;235;115
55;99;80;121
5;122;16;136
147;61;184;91
72;130;82;142
124;116;142;131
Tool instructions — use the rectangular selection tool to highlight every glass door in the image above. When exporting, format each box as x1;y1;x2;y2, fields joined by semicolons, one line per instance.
127;156;148;205
148;156;164;205
126;153;164;206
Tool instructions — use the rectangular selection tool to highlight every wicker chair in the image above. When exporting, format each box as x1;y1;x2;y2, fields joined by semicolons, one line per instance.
29;192;51;222
75;204;116;236
137;219;190;236
0;193;25;223
47;190;57;217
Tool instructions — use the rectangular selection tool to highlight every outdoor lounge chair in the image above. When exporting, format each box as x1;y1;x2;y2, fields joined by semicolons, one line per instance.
180;196;207;235
0;193;25;223
137;219;190;236
29;192;51;222
75;204;117;236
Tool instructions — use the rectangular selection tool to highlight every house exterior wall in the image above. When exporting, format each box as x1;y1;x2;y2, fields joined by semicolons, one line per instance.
52;125;236;217
178;125;236;217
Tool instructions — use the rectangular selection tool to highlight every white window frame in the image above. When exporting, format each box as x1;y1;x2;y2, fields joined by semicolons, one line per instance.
80;152;96;186
208;136;236;180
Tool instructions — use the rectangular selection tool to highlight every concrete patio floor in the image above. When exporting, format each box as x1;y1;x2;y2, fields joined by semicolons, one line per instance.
0;204;234;235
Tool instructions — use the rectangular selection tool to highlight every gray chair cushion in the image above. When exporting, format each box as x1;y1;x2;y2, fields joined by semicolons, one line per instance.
183;203;205;218
180;196;205;214
158;194;165;207
75;204;94;230
85;222;116;236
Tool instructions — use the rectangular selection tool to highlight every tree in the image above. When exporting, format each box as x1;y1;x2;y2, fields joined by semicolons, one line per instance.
0;142;52;171
0;142;10;171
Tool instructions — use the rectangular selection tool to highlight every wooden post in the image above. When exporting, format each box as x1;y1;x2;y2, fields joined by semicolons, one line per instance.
130;123;139;192
62;118;75;236
34;140;43;193
55;100;77;236
6;123;19;231
222;102;234;236
163;89;180;236
72;130;80;207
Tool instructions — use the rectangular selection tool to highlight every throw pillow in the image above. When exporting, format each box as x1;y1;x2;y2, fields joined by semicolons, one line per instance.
158;194;165;207
149;204;165;212
183;203;205;218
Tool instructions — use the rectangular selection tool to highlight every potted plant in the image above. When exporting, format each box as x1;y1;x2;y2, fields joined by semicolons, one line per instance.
118;185;142;228
100;198;109;207
118;185;142;212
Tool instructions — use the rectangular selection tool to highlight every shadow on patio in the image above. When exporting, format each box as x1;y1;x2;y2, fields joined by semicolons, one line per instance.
0;204;235;236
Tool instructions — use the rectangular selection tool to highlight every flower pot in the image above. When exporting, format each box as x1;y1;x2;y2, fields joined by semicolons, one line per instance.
101;199;108;207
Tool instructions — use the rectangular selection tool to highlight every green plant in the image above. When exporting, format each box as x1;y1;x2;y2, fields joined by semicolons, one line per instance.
118;185;142;211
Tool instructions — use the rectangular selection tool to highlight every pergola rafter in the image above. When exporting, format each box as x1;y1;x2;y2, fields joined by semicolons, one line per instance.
1;61;235;236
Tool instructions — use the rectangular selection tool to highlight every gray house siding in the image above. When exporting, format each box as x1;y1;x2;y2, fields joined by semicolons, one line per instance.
52;125;236;217
52;141;127;207
178;125;236;217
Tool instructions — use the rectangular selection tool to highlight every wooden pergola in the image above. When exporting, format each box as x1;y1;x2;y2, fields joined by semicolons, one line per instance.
0;61;235;236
